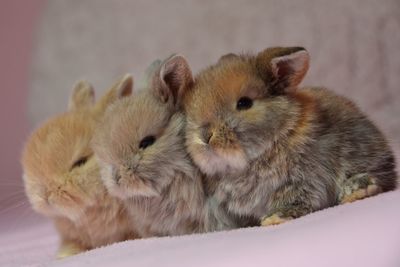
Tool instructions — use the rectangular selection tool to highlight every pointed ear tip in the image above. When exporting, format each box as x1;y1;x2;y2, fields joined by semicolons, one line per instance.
161;54;192;75
69;80;95;110
119;73;134;85
293;50;310;64
296;49;309;56
74;79;89;87
116;73;134;97
120;74;134;86
291;47;309;56
72;80;94;93
168;54;188;63
272;49;310;63
122;73;133;80
175;54;186;59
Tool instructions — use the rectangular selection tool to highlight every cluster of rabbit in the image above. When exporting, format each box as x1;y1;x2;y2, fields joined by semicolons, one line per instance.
21;47;397;258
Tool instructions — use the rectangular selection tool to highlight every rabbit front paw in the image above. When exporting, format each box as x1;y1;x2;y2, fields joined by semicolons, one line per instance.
260;213;293;226
340;173;382;204
57;241;86;259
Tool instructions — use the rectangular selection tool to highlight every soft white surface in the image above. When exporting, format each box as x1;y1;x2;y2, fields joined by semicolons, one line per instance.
1;190;399;267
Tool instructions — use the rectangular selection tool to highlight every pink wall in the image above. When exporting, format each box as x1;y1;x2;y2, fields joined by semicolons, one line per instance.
0;0;44;205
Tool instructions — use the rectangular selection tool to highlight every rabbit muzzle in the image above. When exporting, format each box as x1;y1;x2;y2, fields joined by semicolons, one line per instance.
195;123;248;175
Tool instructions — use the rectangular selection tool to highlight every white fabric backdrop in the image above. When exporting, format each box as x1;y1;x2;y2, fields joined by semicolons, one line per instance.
30;0;400;165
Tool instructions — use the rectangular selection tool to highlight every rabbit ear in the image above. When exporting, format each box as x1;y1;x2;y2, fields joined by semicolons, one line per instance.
68;80;95;111
257;47;309;94
218;53;238;63
137;59;162;89
115;73;134;98
94;74;134;114
154;54;193;108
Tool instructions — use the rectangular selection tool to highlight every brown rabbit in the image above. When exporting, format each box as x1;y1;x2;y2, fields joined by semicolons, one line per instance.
21;75;138;258
92;56;244;238
183;47;398;226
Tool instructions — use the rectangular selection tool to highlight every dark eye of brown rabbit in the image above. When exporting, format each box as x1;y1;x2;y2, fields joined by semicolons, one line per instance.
139;135;156;149
71;156;89;170
236;97;253;110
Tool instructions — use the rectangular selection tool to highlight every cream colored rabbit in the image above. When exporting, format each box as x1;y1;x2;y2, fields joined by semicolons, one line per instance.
21;75;138;258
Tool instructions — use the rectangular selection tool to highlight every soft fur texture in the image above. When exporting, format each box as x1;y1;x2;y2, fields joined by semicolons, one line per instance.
92;56;243;238
183;47;398;224
21;75;137;258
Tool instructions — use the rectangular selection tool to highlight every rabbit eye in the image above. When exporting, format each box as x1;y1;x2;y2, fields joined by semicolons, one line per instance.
71;156;88;170
139;136;156;149
236;97;253;110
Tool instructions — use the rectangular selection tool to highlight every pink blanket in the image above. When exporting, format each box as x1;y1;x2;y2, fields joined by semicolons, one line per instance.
1;190;399;267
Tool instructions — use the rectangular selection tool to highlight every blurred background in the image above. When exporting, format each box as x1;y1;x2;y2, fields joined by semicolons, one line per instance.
1;0;400;227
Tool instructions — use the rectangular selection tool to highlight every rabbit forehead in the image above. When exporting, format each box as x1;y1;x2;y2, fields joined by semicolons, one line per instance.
122;92;170;136
186;60;261;123
96;92;171;163
22;113;95;179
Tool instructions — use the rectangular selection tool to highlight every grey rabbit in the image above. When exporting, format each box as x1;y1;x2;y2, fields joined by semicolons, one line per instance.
183;47;398;226
92;55;244;237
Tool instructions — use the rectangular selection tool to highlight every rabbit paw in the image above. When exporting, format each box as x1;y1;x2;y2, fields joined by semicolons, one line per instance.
340;173;382;204
57;241;85;259
260;213;293;226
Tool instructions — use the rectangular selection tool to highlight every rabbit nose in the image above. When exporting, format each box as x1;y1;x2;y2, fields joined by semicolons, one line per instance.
48;193;57;205
202;123;213;144
112;167;122;183
114;172;122;183
205;132;213;144
209;124;236;147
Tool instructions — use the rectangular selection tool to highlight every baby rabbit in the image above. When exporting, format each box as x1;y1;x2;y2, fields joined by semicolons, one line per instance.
21;75;138;258
92;56;242;237
183;47;398;226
